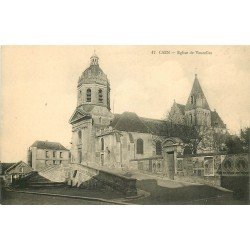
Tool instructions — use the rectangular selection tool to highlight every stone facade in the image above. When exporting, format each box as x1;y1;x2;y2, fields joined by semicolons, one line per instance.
168;102;185;125
28;140;70;171
69;54;228;170
131;150;249;187
168;74;226;134
62;163;137;195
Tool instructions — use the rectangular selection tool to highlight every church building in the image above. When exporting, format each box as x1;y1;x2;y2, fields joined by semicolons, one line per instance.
69;54;227;169
167;74;226;133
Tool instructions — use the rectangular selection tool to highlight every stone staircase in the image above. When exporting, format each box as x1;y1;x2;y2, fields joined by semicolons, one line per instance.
39;164;66;183
13;171;66;188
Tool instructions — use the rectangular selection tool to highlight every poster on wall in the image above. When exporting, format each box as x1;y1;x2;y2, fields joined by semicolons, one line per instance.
204;157;214;176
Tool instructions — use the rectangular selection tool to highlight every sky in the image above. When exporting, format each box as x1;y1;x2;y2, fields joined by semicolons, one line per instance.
0;45;250;162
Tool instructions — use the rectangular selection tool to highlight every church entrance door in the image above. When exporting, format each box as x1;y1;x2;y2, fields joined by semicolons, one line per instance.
166;151;175;180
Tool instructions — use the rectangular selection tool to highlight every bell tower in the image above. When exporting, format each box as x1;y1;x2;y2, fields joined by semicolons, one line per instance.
185;74;211;128
69;53;113;166
76;52;111;111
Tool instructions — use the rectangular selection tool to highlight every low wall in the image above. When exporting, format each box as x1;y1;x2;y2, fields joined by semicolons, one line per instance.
174;175;221;187
130;157;163;174
64;164;137;196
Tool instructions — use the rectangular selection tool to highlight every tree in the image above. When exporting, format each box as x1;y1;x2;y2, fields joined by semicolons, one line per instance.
225;135;244;154
240;127;250;153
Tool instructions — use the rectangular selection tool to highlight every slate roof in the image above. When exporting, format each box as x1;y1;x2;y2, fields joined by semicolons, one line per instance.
141;117;168;135
211;110;226;128
110;112;198;141
111;112;150;134
82;64;105;78
30;141;69;151
185;75;210;111
3;161;32;174
110;114;121;127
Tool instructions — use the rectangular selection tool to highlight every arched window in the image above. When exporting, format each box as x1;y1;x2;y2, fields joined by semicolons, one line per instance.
191;95;196;104
101;138;104;151
86;88;91;102
98;89;103;103
157;163;161;172
153;163;156;172
136;139;144;154
156;141;162;155
79;90;82;101
190;114;193;124
78;130;82;144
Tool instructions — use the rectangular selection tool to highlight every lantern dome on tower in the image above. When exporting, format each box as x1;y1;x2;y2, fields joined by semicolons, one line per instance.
78;52;109;87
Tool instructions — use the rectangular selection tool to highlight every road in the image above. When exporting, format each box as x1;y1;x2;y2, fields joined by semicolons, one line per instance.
1;189;111;205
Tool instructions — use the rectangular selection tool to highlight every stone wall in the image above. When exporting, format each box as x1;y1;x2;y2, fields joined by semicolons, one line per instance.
176;154;224;177
175;153;249;187
95;131;164;170
64;163;137;195
174;175;221;187
168;102;185;125
131;157;163;174
30;147;69;171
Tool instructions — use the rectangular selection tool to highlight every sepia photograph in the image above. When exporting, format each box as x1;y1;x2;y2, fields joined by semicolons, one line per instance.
1;1;250;249
0;45;249;205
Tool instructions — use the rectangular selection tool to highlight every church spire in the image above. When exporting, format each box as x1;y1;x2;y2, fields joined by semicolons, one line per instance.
185;74;210;111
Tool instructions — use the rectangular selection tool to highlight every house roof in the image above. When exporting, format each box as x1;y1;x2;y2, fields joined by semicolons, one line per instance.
0;162;16;174
30;141;69;151
185;74;210;111
3;161;32;174
110;111;198;141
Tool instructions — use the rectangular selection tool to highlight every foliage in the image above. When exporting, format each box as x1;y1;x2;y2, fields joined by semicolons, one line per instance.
225;135;244;154
240;127;250;153
223;127;249;154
